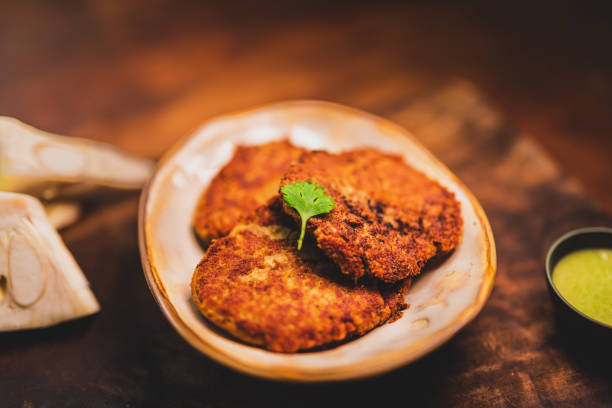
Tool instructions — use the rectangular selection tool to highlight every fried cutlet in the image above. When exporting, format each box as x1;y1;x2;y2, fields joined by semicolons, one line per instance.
193;140;305;246
280;149;463;283
191;197;410;353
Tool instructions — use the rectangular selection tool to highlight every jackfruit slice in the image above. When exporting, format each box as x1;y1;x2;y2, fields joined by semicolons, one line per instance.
0;192;100;331
0;116;154;200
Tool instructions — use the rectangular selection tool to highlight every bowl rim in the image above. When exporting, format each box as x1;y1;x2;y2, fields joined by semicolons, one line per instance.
545;226;612;330
137;99;498;382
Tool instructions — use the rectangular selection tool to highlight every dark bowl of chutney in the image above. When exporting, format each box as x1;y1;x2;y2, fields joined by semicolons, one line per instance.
546;227;612;346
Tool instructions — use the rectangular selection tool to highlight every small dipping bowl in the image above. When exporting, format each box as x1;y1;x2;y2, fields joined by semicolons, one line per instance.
546;227;612;343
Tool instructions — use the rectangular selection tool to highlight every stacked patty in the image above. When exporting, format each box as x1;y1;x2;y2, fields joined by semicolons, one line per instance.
191;197;410;352
191;141;462;352
280;150;462;283
193;140;305;246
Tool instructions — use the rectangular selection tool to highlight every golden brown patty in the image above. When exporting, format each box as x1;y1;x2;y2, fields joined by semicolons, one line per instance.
193;140;305;246
191;198;409;352
280;149;463;283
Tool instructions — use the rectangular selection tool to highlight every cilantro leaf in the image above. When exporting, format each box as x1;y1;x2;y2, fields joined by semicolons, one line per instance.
280;181;334;250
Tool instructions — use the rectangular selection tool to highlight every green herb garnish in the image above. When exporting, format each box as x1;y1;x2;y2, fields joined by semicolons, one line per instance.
280;181;334;250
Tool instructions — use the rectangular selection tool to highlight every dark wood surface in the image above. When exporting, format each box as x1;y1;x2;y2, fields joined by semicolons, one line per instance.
2;1;612;212
1;2;611;407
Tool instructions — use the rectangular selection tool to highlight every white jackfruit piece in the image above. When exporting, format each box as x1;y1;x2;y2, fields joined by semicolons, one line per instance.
0;192;100;331
0;116;154;199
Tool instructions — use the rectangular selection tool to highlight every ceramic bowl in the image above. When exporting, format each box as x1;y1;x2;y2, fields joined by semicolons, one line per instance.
545;227;612;339
138;100;496;382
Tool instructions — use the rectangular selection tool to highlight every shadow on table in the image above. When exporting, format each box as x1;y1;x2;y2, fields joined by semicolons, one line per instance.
0;316;96;352
551;317;612;379
144;326;462;408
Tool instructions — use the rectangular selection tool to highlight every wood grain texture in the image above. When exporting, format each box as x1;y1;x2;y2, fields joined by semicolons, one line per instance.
2;81;610;408
2;1;612;211
1;2;611;407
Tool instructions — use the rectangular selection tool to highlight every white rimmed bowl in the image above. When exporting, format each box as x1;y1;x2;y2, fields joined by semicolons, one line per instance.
138;100;496;382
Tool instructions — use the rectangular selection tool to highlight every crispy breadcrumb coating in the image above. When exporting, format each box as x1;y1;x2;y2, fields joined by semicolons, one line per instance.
191;198;409;352
280;149;462;283
193;140;305;246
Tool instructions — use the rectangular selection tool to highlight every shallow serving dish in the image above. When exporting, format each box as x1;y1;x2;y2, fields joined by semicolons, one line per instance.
138;100;496;382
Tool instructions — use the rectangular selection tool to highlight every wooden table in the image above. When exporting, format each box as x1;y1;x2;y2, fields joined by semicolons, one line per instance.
1;2;611;407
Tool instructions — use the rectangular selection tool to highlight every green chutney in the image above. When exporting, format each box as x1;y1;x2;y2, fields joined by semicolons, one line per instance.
552;248;612;326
